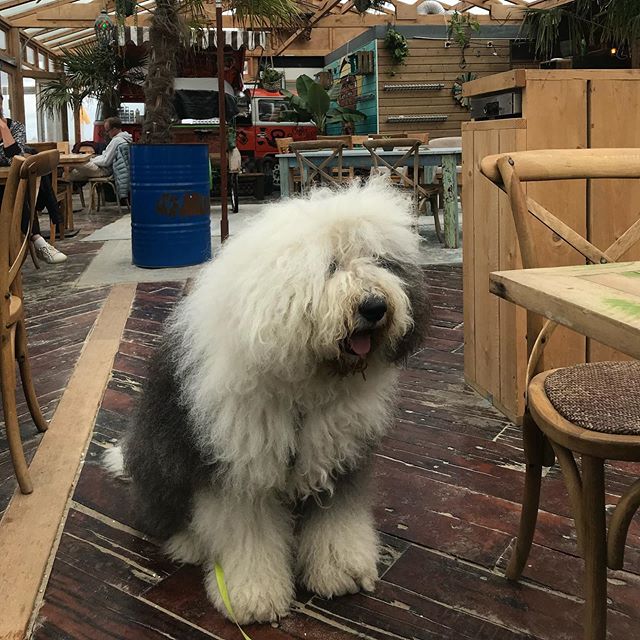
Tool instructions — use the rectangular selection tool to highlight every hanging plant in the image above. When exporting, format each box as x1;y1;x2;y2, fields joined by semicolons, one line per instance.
447;11;480;68
384;28;409;74
116;0;137;18
452;71;477;109
354;0;388;14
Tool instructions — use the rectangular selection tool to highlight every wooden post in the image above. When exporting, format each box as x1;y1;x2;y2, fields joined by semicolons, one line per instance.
216;0;229;243
8;28;25;124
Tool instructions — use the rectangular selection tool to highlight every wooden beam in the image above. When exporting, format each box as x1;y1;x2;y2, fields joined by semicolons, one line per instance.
7;28;25;122
274;0;345;55
528;0;575;9
22;69;61;80
490;4;526;20
38;29;80;45
47;30;95;49
7;0;79;20
0;50;17;67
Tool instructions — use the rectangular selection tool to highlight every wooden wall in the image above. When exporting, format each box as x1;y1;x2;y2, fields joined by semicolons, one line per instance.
377;38;511;137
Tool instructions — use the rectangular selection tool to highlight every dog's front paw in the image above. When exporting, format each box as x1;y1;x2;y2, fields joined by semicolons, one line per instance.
164;530;206;565
298;530;379;598
205;565;293;624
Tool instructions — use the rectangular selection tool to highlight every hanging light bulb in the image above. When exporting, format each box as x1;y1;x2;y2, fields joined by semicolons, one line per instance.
94;9;115;47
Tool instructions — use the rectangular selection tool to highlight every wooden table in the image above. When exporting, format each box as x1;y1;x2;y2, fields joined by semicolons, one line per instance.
0;153;90;232
276;146;463;248
490;261;640;360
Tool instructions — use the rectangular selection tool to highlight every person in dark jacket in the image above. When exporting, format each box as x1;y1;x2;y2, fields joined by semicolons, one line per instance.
0;94;67;264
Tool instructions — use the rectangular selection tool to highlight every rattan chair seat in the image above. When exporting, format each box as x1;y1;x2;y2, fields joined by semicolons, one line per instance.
544;361;640;435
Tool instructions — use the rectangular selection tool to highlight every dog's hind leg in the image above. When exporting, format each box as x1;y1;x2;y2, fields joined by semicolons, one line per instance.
190;487;295;624
295;465;379;598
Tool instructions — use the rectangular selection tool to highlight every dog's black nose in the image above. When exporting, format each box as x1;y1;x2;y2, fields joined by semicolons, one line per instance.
359;297;387;323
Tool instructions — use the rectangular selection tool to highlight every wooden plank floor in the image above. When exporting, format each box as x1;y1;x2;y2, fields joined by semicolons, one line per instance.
2;229;639;638
0;209;123;516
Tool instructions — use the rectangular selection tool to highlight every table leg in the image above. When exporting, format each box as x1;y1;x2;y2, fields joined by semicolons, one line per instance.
279;157;290;198
442;155;459;249
65;183;73;233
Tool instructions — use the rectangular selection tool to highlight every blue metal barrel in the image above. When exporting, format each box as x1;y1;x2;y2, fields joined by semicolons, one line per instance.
131;144;212;268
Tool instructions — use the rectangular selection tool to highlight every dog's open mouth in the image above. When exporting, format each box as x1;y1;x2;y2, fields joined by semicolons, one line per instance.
343;331;373;357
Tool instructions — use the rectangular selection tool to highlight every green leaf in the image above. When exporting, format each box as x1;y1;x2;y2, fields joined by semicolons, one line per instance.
296;74;314;100
307;81;330;116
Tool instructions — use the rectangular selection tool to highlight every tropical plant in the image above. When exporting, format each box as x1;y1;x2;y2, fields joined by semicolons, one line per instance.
447;11;480;68
520;0;640;62
383;28;409;70
38;41;145;142
142;0;301;144
282;74;366;134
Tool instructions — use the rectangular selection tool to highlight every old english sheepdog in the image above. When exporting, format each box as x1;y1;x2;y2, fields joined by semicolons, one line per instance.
105;179;430;624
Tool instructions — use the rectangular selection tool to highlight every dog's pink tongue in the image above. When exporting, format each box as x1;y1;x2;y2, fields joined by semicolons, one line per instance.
349;333;371;357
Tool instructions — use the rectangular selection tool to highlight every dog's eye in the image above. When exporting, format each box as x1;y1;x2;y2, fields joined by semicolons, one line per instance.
328;260;338;276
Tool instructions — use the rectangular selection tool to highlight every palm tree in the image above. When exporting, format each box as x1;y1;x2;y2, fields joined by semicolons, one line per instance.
38;41;145;142
142;0;302;143
521;0;640;62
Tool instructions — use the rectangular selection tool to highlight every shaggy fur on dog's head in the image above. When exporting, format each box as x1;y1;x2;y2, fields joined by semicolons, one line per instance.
170;178;429;386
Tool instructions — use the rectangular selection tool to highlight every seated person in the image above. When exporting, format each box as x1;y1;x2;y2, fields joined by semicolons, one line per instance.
69;117;132;182
0;94;66;264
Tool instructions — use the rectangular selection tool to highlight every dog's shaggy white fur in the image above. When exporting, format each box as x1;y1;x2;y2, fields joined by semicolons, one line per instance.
106;179;430;624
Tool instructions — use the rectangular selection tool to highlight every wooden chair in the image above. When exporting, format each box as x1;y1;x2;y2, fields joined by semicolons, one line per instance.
275;137;301;193
289;140;347;194
481;148;640;640
317;134;354;149
364;138;436;232
24;142;66;246
0;152;58;494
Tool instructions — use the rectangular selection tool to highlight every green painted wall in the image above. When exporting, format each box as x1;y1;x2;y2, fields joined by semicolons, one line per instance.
324;41;378;136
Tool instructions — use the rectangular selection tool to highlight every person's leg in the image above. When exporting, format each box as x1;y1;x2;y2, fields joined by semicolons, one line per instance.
36;174;64;227
69;161;111;182
22;189;67;265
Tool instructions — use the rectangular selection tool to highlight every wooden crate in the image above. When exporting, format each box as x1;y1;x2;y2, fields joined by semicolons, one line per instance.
462;69;640;424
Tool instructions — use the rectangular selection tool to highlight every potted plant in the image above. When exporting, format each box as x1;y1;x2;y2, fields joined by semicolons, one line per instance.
281;74;366;135
260;67;284;92
131;0;300;267
447;11;480;68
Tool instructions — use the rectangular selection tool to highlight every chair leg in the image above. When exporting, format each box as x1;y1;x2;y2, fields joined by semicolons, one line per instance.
581;455;607;640
79;185;85;209
110;182;122;214
506;415;549;580
28;242;41;270
15;319;48;433
49;221;56;247
1;328;33;494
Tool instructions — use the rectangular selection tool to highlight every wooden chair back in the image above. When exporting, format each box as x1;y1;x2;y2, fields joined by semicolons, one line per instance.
481;148;640;385
407;132;430;145
363;137;422;192
317;135;353;149
27;142;57;153
369;133;408;140
0;151;60;329
289;140;347;193
275;137;293;154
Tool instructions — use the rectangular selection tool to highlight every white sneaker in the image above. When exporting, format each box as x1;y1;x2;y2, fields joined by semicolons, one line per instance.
35;241;68;264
